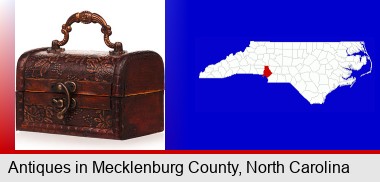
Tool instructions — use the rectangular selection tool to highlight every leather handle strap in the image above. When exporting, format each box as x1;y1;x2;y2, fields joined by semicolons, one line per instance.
48;11;124;55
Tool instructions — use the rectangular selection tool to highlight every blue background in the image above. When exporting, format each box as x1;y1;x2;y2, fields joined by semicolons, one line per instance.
165;0;379;149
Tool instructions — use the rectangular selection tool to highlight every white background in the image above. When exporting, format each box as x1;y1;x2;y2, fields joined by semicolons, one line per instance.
15;0;165;150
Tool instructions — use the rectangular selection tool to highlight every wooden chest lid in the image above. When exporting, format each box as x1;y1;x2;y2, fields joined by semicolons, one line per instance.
16;48;164;97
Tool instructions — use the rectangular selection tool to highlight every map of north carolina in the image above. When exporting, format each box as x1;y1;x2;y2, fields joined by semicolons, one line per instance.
199;41;372;104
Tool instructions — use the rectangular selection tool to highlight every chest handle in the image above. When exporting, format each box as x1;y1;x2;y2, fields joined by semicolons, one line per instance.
47;11;124;55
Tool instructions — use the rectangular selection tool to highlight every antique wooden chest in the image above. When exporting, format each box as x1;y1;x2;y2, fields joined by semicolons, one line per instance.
16;11;164;140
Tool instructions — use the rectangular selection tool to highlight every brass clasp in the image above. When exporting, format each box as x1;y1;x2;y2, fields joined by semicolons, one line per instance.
51;81;77;120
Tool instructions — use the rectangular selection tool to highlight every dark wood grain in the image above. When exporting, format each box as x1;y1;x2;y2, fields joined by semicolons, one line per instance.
121;91;164;139
24;78;111;96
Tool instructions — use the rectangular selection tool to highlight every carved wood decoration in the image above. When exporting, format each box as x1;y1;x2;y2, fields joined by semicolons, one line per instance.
25;52;118;82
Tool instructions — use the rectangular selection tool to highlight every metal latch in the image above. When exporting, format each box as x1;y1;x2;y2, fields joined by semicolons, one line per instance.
51;81;77;120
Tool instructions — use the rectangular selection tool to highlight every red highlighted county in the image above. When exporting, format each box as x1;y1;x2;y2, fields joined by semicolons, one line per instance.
263;65;272;78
